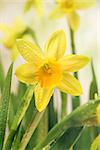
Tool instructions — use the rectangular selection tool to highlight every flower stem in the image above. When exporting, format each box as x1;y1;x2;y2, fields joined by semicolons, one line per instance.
69;27;78;79
61;92;67;119
69;27;80;109
19;111;45;150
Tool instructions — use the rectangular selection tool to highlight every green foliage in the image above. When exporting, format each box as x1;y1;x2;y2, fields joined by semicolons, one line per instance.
4;85;34;149
34;99;100;150
48;96;58;131
0;52;99;150
89;61;98;99
0;63;13;149
61;92;67;119
50;127;84;150
26;109;48;149
0;9;99;150
73;60;99;150
0;56;5;92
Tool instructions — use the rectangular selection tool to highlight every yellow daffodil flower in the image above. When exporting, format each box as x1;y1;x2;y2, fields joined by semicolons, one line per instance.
91;135;100;150
96;104;100;124
24;0;43;17
15;30;89;112
49;0;96;31
0;17;26;60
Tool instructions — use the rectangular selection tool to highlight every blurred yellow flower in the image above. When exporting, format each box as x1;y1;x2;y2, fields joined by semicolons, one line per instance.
91;135;100;150
24;0;43;17
49;0;96;31
15;30;89;112
96;104;100;124
0;17;27;60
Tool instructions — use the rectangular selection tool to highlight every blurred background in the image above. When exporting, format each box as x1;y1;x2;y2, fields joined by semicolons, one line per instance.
0;0;100;112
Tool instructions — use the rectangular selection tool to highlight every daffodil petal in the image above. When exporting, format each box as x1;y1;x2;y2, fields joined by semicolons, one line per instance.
15;63;36;84
75;0;96;9
35;84;53;112
49;6;66;19
59;55;90;72
24;0;33;12
16;39;43;65
44;30;66;59
57;73;82;96
33;0;44;17
11;45;19;61
68;11;80;31
0;24;10;34
13;17;26;33
3;34;16;49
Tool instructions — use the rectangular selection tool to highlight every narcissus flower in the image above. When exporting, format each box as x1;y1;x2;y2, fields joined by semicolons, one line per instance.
24;0;43;17
49;0;96;31
15;30;89;112
0;17;26;60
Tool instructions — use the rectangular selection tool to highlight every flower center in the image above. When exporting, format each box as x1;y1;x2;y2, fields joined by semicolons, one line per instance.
35;58;62;88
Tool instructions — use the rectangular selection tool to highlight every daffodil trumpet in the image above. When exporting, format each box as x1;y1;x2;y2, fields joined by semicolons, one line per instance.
15;30;89;112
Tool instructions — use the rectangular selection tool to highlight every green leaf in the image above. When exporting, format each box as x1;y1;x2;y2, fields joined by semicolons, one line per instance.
8;82;27;130
48;96;58;131
89;61;98;99
0;63;13;149
72;96;80;110
4;85;35;149
50;127;83;150
12;96;36;150
8;94;16;130
0;55;5;92
34;99;100;150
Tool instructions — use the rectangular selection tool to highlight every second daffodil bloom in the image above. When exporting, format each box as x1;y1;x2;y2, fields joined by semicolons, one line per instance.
0;17;26;60
15;30;89;112
49;0;96;31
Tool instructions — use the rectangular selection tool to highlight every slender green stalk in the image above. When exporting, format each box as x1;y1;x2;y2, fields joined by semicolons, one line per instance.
19;111;45;150
69;27;80;109
4;85;35;150
34;99;100;150
61;92;67;119
26;109;48;149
